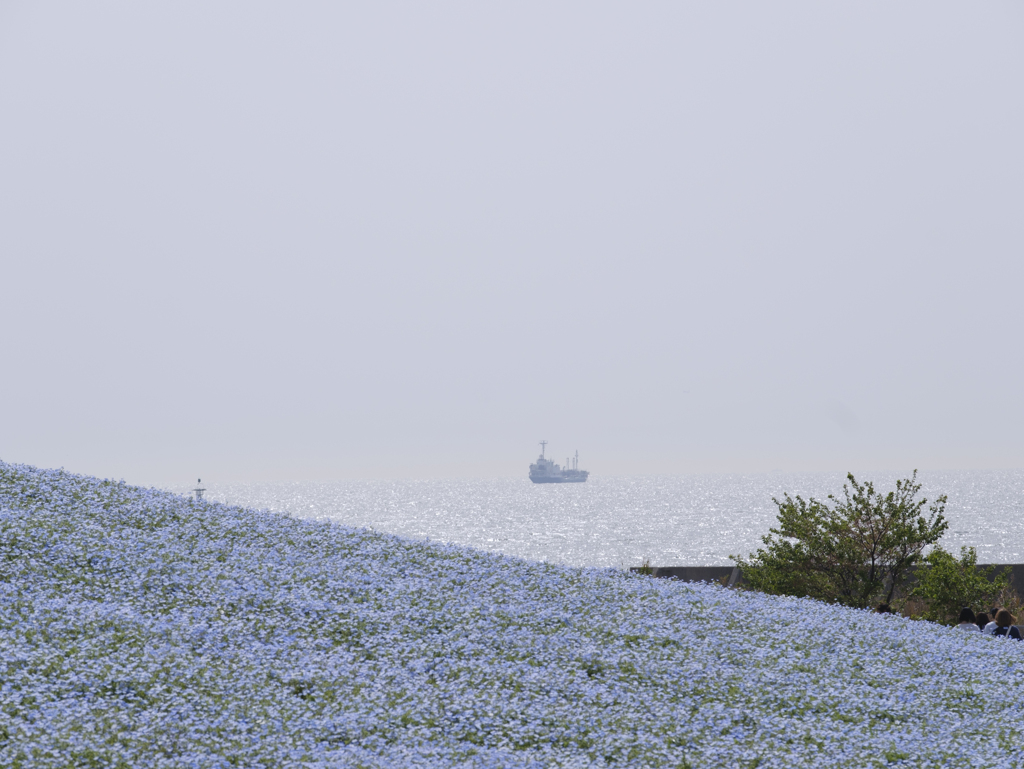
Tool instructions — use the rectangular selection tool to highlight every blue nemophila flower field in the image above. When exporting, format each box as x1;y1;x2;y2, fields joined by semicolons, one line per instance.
1;461;1023;768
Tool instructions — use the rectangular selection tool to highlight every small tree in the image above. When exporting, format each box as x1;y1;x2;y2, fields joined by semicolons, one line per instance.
911;546;1012;625
733;471;947;609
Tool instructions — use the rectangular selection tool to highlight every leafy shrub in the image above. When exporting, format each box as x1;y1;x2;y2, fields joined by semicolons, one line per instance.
911;546;1013;625
733;472;947;609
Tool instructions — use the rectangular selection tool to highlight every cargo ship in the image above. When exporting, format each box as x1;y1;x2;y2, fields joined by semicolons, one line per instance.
529;441;589;483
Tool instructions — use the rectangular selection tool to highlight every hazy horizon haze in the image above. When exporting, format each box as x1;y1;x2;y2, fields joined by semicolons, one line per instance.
2;2;1022;486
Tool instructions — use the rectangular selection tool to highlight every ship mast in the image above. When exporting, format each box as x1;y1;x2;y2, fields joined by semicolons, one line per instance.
539;440;547;458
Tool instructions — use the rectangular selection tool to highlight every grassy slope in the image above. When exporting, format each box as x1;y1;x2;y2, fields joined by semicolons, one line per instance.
1;461;1022;768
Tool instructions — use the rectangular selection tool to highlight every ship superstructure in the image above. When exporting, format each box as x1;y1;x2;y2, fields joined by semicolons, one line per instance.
529;441;589;483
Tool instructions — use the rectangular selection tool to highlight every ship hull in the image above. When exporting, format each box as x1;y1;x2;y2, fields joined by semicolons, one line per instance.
529;474;588;484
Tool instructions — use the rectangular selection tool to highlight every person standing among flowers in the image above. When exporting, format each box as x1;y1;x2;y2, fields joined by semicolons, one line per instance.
956;608;980;631
992;609;1021;640
974;612;990;632
983;610;1000;635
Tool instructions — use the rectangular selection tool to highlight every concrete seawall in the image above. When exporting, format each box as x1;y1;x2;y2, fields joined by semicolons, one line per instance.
630;564;1024;597
629;566;741;587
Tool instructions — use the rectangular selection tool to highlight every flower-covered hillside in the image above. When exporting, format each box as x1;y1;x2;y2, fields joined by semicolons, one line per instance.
1;461;1023;768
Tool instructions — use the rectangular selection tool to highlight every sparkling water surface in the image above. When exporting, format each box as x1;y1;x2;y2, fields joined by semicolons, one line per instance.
183;470;1024;567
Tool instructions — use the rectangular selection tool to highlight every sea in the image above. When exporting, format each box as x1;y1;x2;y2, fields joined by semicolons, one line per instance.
183;470;1024;568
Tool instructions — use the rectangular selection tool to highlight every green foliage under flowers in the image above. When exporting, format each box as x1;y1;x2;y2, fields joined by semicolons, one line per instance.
912;546;1012;625
733;471;948;609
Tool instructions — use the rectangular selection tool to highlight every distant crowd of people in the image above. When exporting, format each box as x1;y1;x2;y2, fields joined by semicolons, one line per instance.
955;607;1022;639
873;604;1022;638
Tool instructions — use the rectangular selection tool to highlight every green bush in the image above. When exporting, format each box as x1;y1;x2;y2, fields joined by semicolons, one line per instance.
911;546;1012;625
733;472;947;609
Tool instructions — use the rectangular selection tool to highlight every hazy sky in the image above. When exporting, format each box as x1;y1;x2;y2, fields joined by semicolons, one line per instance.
2;2;1022;485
